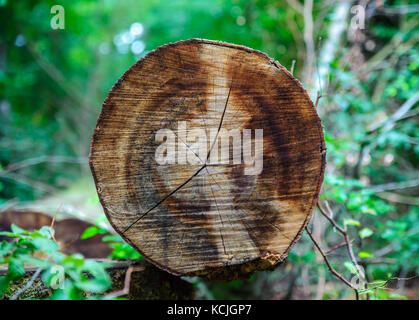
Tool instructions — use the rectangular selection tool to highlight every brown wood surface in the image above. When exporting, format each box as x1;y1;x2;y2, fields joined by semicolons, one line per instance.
89;39;326;280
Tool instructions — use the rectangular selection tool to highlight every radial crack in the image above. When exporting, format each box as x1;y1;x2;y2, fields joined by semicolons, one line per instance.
123;164;207;233
206;82;232;162
123;79;233;234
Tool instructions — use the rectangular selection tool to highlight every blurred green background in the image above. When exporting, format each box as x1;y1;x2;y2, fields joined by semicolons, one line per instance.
0;0;418;299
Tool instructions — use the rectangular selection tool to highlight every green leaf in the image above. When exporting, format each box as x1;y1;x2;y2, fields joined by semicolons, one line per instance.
108;242;141;260
389;293;408;300
359;289;374;295
62;253;85;267
21;255;51;269
38;226;53;239
0;276;10;295
361;208;377;216
344;261;357;274
80;226;106;240
76;278;111;293
50;279;82;300
32;237;59;254
0;231;17;238
359;228;374;239
358;251;374;258
8;256;25;280
87;196;100;204
0;241;15;258
102;235;122;242
11;224;27;235
344;219;361;227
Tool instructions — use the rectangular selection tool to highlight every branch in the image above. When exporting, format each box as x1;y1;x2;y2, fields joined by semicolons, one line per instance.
0;172;57;193
305;226;359;299
302;0;315;86
317;202;345;234
286;0;304;13
325;240;352;255
366;178;419;193
317;201;366;285
367;92;419;135
2;156;87;174
364;275;419;292
105;266;144;299
375;191;419;206
9;268;42;300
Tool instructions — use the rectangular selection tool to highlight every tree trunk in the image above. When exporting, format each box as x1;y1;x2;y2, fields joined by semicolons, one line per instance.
89;39;326;281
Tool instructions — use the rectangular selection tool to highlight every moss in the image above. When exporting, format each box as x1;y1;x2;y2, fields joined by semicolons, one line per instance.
2;271;51;300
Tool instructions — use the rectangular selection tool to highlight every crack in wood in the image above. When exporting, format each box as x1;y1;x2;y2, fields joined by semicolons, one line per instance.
123;80;233;234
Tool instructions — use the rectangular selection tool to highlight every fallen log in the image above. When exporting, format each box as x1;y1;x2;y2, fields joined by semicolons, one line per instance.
89;39;326;280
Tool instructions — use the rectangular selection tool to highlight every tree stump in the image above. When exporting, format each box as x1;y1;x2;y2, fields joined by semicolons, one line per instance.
89;39;326;281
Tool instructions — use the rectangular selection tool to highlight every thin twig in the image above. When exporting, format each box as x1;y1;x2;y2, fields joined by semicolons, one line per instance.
2;156;87;174
290;60;296;75
314;91;323;109
286;0;304;13
105;266;144;299
366;179;419;193
325;240;352;255
365;275;419;292
367;92;419;135
317;201;366;285
305;226;359;299
49;204;62;241
317;202;345;234
9;268;42;300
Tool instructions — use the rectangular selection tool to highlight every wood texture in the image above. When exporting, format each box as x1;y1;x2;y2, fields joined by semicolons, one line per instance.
89;39;326;280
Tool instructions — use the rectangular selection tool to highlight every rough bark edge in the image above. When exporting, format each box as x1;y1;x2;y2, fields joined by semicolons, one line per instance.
89;38;326;280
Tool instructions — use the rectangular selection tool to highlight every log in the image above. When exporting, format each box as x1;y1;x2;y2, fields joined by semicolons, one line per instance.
89;39;326;280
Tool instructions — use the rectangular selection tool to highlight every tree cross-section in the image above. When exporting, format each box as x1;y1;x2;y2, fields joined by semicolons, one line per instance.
89;39;326;280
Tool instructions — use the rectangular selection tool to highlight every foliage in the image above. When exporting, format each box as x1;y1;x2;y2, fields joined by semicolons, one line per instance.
80;213;143;260
0;224;112;299
81;224;142;260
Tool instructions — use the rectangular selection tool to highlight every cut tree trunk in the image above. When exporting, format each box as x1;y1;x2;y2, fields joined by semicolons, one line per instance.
89;39;326;281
